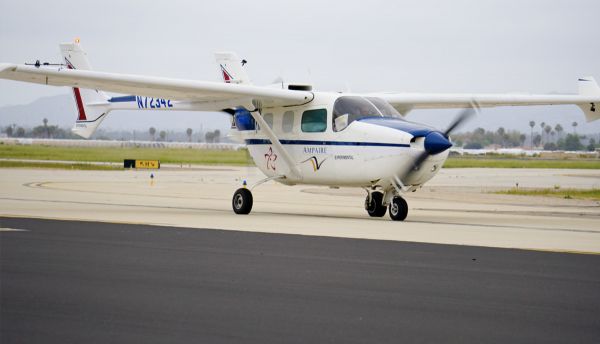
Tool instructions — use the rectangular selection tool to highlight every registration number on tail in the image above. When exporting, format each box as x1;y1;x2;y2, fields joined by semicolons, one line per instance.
136;96;173;109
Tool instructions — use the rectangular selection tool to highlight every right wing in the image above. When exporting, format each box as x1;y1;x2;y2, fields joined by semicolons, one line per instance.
373;77;600;122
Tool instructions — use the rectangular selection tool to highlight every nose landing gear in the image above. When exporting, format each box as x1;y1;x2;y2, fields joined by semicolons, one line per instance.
388;196;408;221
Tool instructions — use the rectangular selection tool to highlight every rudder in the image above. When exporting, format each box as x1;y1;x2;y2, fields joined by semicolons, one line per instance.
60;41;111;138
215;52;251;85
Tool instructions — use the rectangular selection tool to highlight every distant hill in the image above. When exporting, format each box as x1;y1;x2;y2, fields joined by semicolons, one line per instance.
0;95;75;128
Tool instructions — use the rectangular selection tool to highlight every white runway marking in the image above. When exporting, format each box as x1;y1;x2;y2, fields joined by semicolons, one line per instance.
0;227;29;232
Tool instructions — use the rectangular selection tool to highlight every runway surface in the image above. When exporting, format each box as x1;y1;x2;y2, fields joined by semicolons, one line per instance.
1;167;599;252
2;217;599;343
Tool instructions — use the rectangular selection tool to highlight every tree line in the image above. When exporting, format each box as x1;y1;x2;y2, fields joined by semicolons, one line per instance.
1;118;224;143
147;127;222;143
1;118;79;139
453;120;598;151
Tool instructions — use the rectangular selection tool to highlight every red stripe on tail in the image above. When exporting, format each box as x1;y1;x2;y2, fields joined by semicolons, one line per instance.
72;87;87;121
66;60;86;121
220;65;233;83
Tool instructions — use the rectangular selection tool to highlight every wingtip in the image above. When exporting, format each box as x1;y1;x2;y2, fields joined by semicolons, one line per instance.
0;63;18;74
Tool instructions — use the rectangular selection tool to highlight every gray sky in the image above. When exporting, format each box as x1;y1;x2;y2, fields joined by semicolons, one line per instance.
1;0;600;133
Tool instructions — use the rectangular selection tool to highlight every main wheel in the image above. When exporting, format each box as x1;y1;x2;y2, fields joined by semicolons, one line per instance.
389;196;408;221
365;191;387;217
232;188;253;214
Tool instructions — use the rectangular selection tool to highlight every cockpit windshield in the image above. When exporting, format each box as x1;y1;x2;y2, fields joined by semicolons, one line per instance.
332;96;402;131
366;97;402;117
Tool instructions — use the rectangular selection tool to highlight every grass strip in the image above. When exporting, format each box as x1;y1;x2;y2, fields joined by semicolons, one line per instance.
0;160;122;171
1;145;598;169
0;145;252;166
444;158;600;169
495;188;600;201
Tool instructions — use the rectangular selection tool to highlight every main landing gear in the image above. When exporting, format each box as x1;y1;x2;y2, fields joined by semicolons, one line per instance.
365;192;387;217
232;188;253;214
365;191;408;221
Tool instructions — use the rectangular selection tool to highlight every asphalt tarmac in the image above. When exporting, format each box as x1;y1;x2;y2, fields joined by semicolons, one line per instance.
1;168;599;253
1;217;599;343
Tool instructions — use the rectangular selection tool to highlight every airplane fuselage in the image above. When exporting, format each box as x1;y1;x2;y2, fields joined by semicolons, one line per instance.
106;91;449;191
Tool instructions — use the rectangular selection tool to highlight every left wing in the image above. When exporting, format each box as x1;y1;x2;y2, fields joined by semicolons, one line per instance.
0;63;314;109
374;77;600;122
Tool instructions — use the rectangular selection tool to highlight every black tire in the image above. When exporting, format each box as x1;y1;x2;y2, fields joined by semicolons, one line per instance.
389;196;408;221
365;192;387;217
232;188;253;215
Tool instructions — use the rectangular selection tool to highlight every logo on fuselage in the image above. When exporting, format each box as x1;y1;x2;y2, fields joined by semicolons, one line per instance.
264;147;277;171
301;156;326;172
303;147;327;154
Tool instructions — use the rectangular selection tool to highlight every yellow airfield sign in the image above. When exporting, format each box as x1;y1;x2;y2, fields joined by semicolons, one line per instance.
124;159;160;169
135;160;160;169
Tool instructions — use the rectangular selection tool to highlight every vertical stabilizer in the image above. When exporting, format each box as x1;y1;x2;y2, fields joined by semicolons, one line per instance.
215;52;251;85
60;41;111;138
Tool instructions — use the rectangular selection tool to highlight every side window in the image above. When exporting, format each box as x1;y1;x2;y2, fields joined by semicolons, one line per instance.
263;113;273;129
282;111;294;133
301;109;327;132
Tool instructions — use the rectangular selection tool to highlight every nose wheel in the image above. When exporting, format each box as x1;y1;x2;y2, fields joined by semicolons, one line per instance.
365;191;387;217
389;196;408;221
232;188;253;214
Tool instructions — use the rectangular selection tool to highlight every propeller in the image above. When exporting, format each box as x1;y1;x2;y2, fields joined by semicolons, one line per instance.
398;102;479;185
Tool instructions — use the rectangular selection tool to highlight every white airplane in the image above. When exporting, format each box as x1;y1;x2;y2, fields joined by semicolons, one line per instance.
1;41;599;220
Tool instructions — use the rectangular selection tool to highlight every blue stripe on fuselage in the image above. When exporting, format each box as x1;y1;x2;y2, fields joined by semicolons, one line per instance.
108;95;136;103
357;117;434;137
245;139;409;147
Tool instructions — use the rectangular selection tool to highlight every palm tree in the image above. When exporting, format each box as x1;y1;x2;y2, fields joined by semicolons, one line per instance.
159;130;166;141
540;121;546;145
572;121;578;135
533;134;542;147
544;125;552;142
149;127;156;141
43;118;49;138
186;128;193;142
554;124;563;139
529;121;535;149
496;127;505;147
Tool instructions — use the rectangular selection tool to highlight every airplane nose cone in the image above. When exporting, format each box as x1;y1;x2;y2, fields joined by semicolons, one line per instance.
424;131;452;155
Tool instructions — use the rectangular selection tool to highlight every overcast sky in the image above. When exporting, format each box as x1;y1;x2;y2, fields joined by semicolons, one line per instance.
1;0;600;133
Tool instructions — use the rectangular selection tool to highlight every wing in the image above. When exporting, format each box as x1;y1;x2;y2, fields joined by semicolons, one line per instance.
0;63;313;109
374;77;600;122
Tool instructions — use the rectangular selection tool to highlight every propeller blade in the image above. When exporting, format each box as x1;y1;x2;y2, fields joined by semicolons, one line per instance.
400;150;429;182
443;107;475;137
398;102;478;187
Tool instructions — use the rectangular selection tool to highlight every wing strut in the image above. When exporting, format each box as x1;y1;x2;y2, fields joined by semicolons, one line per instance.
249;109;301;178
